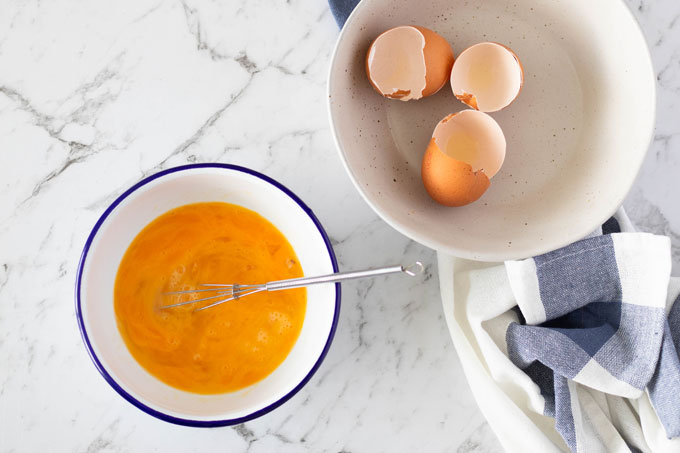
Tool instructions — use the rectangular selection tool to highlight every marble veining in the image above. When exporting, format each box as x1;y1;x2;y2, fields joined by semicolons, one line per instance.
0;0;678;451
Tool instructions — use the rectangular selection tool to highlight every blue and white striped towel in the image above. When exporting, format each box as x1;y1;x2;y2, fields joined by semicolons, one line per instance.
506;224;680;451
438;209;680;452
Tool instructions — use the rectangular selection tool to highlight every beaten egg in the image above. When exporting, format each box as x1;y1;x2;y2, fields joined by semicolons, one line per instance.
114;202;306;394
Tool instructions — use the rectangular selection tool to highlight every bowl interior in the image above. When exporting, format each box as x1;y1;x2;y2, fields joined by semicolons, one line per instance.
78;166;337;422
329;0;655;260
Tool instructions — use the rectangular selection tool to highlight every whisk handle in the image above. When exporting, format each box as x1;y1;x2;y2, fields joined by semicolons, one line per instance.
265;262;424;291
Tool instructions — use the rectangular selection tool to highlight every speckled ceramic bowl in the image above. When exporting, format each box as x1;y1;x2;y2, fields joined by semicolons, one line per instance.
75;164;340;426
328;0;655;261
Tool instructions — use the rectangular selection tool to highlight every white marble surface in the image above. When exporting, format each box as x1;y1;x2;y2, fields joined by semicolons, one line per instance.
0;0;677;451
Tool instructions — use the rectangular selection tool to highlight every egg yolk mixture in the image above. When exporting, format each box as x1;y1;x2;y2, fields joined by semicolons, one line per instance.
114;202;306;394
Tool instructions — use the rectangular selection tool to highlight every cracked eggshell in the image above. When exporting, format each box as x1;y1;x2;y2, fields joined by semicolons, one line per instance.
421;110;506;206
365;25;454;101
450;42;523;112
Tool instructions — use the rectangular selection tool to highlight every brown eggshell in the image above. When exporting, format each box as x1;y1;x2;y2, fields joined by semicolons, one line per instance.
494;41;524;88
456;92;478;110
450;41;523;112
413;26;455;98
365;41;389;97
365;25;454;101
488;41;524;109
421;138;490;207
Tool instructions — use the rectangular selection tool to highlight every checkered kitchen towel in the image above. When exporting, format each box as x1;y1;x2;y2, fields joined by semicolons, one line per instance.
329;0;359;26
506;227;680;451
438;209;680;452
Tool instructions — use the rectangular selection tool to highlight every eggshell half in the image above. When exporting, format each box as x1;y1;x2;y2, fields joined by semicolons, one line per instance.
422;140;491;206
450;42;523;112
421;110;506;207
366;25;454;101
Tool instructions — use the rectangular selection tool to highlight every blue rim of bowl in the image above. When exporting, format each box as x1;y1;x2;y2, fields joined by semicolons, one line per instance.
74;163;341;427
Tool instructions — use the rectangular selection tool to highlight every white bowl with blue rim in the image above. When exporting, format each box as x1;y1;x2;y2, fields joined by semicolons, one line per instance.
75;164;340;426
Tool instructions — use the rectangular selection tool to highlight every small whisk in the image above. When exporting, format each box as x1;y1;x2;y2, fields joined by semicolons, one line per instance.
162;262;424;312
